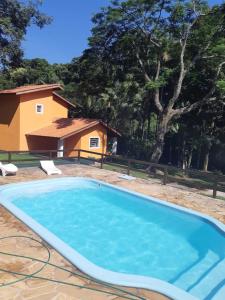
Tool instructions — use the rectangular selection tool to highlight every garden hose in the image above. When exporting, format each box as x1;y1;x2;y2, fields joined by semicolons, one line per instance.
0;235;146;300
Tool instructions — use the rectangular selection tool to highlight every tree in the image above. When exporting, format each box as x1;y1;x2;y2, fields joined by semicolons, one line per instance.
88;0;225;162
64;49;158;158
0;0;51;68
10;58;67;85
178;100;225;171
0;58;72;90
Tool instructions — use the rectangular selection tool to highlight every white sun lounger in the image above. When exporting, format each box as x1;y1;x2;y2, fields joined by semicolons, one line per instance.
40;160;62;175
0;162;18;176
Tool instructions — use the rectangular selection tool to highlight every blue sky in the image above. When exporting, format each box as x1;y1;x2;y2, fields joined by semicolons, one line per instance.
22;0;224;64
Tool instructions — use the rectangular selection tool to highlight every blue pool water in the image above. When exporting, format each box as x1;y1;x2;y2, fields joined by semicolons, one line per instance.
1;178;225;300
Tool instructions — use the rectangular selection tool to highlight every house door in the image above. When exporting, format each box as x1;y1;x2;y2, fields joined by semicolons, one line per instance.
57;140;64;158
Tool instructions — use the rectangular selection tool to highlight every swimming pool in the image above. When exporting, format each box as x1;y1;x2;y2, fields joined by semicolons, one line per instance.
1;177;225;300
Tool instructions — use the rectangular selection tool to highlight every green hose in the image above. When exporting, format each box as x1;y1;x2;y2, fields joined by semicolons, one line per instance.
0;235;146;300
0;235;51;287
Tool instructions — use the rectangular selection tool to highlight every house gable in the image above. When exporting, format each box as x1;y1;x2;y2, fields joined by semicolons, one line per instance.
64;123;108;158
0;84;76;150
19;90;69;150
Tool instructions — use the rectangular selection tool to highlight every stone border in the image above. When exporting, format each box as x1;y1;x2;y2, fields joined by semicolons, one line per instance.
1;177;225;300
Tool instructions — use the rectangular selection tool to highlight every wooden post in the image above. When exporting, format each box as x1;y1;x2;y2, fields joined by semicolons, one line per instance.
100;154;103;169
127;159;131;175
163;167;168;185
78;150;80;163
49;151;52;160
8;152;12;163
213;175;218;198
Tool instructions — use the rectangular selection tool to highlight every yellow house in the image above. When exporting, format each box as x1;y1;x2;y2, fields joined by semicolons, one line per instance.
0;84;120;158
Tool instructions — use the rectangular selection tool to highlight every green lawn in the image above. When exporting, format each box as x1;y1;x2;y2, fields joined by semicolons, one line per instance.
103;162;149;179
0;152;48;164
102;161;219;192
0;153;39;160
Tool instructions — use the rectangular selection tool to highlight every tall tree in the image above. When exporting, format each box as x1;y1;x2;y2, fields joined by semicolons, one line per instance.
88;0;225;162
0;0;51;68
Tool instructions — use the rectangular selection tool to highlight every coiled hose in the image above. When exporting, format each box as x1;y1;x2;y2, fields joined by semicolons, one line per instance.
0;235;146;300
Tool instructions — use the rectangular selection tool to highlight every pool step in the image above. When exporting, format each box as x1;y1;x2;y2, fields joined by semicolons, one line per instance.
173;252;225;300
189;258;225;300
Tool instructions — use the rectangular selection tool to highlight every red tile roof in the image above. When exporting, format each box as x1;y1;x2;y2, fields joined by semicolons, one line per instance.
0;84;76;109
0;84;62;95
27;118;121;139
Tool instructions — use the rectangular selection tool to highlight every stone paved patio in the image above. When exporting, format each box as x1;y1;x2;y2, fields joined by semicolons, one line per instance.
1;163;225;300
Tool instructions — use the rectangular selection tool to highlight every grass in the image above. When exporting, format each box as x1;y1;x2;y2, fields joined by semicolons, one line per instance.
0;153;39;161
103;163;149;179
0;152;79;168
216;195;225;201
167;174;214;190
0;152;50;167
199;192;225;201
102;160;217;191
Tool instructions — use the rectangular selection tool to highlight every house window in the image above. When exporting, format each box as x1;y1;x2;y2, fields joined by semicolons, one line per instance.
89;137;100;148
36;104;44;114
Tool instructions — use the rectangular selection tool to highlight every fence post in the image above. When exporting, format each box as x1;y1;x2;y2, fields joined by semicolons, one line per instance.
213;175;218;198
78;150;80;163
8;152;12;163
127;159;131;175
163;167;168;185
100;154;103;169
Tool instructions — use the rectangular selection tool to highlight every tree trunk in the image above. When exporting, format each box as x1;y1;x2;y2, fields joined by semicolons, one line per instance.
141;119;145;141
187;148;193;169
203;147;211;171
147;116;151;138
202;122;214;172
181;137;186;170
168;138;172;164
150;115;169;163
196;146;201;169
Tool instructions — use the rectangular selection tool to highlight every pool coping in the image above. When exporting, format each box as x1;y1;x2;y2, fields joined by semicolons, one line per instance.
1;176;225;300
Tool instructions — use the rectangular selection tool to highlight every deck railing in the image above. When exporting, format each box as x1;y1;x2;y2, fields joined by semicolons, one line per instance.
1;148;225;199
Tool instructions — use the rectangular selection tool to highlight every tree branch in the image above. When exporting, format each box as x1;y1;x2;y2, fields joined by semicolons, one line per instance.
172;61;225;116
185;20;224;73
154;59;163;112
135;48;152;82
168;37;187;108
168;6;212;109
168;18;198;109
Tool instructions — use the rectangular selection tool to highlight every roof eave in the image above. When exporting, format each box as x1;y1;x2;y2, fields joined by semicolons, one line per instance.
100;121;121;137
16;85;62;95
59;121;100;140
26;119;121;140
53;92;76;109
26;133;60;139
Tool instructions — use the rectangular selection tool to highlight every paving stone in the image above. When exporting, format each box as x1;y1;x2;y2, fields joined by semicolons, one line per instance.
2;163;224;300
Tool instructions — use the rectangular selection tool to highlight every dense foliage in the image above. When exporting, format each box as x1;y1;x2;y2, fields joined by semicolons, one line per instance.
0;0;51;68
0;0;225;172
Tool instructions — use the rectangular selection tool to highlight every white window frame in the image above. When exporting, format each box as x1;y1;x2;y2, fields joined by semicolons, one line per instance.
89;137;100;149
35;103;44;114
